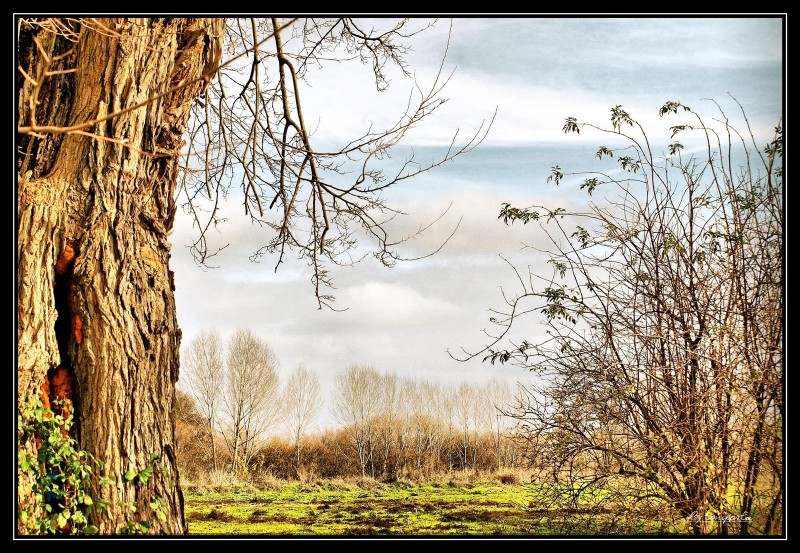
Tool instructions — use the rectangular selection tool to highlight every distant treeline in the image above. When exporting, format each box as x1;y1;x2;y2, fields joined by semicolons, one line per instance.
176;347;525;481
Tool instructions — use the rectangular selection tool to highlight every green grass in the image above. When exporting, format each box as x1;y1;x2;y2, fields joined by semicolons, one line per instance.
184;479;687;536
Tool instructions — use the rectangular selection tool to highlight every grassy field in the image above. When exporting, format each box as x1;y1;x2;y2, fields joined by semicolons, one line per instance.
184;479;683;536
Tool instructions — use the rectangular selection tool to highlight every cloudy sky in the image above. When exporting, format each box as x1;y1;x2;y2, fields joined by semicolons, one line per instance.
171;16;784;424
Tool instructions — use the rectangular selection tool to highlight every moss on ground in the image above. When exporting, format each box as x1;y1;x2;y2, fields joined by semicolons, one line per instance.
184;479;688;536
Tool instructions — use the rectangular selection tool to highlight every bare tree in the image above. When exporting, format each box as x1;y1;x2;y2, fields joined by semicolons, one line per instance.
440;384;457;472
394;378;414;476
333;364;383;477
453;382;475;470
187;367;531;481
404;379;430;476
460;99;783;535
174;389;203;427
481;377;512;471
173;390;213;481
423;380;447;475
183;330;224;472
377;373;399;479
284;365;322;472
17;18;224;533
180;18;492;306
17;17;489;533
221;329;281;473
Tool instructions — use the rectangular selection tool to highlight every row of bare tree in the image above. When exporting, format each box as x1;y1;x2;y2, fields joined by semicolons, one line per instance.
179;332;523;479
182;329;327;474
332;365;522;479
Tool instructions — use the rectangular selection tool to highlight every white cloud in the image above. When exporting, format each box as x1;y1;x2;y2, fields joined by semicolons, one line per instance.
338;281;461;326
297;54;627;147
293;17;782;148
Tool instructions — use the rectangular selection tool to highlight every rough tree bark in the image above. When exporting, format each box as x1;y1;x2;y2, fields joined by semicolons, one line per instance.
17;17;224;534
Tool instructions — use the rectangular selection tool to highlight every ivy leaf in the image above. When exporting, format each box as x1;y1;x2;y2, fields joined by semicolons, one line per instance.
124;470;137;481
138;466;154;484
83;525;99;535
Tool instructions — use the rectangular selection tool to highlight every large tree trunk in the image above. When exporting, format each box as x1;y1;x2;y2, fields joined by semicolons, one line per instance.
17;17;224;534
